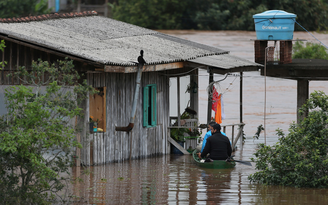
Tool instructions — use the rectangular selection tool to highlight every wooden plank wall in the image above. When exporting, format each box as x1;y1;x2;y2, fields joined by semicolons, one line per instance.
0;38;170;165
81;71;170;165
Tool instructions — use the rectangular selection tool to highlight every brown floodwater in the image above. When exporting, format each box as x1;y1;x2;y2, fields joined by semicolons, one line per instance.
71;31;328;204
71;152;328;204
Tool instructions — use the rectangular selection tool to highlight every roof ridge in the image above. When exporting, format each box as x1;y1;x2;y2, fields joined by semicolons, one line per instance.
0;11;98;23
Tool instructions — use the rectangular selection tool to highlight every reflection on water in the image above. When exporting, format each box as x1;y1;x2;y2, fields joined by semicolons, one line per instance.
72;151;328;204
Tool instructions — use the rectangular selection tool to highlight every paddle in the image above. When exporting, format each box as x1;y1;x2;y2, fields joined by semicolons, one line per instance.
233;160;252;166
229;155;252;166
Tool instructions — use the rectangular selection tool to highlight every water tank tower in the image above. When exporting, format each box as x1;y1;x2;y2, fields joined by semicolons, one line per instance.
253;10;297;64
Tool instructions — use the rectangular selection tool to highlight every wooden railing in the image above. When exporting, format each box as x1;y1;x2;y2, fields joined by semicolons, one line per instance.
221;123;245;152
168;118;199;155
168;119;245;154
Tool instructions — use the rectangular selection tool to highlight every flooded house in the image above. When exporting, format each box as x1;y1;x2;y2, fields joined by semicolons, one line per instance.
0;11;261;165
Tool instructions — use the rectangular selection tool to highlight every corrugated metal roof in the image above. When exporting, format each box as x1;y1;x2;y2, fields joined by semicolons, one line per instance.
188;54;262;70
0;15;229;66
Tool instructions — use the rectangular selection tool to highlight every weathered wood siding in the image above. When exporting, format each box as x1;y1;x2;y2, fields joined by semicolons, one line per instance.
80;71;170;165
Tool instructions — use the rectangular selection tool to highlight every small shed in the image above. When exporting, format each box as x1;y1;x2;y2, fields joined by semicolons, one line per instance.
0;11;261;165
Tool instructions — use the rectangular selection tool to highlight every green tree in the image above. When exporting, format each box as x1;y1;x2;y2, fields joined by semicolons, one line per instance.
111;0;328;31
111;0;189;29
0;0;50;18
0;58;95;204
293;41;328;60
249;91;328;188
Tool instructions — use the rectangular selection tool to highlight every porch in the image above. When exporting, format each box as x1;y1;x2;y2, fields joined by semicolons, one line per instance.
168;121;245;155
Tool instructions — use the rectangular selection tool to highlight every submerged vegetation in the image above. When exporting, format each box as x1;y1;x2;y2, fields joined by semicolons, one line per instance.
249;91;328;188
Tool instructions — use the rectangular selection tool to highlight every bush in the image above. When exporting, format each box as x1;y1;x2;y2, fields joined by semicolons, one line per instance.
293;41;328;60
0;58;95;204
249;91;328;188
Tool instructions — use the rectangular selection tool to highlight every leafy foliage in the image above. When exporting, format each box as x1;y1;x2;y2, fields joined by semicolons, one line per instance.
253;124;264;141
111;0;328;31
0;40;6;69
293;41;328;60
0;0;51;18
110;0;189;29
170;128;190;142
249;91;328;188
0;58;95;204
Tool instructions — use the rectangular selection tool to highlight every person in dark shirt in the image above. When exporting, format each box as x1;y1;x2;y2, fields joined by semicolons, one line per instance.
198;123;232;160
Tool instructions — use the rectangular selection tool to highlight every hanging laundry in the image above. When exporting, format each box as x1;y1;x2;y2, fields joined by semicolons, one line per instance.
214;94;225;124
212;86;219;112
215;94;222;124
212;86;225;123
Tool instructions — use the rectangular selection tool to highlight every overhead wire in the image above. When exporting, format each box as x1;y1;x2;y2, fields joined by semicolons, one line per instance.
294;20;328;50
205;73;239;100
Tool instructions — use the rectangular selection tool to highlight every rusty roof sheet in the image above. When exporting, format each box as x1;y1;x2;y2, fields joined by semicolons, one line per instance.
0;14;229;66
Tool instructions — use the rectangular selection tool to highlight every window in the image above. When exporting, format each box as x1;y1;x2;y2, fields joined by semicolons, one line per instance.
143;84;157;127
89;87;106;132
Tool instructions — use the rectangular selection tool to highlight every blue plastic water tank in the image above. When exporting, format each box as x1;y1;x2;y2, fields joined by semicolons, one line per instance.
253;10;296;40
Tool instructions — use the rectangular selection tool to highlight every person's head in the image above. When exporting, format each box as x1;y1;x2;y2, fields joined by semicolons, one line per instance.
211;123;221;134
208;121;217;132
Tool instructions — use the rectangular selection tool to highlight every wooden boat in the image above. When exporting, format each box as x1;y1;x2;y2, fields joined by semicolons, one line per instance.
192;149;236;169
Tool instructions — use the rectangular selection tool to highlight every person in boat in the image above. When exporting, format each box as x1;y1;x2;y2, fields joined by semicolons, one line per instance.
198;121;228;153
197;123;232;161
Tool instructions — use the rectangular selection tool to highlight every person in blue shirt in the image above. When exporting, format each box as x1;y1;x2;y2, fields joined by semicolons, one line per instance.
199;123;232;160
201;122;227;153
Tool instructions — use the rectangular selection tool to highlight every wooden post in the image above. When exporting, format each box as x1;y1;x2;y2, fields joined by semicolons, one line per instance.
76;133;81;167
129;132;132;161
104;0;109;17
190;69;199;118
9;41;12;84
240;72;243;123
1;44;4;84
207;67;213;124
231;125;234;146
240;124;244;151
297;79;309;123
177;77;181;126
77;0;81;12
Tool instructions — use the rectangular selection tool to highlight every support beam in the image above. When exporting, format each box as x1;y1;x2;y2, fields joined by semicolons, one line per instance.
240;72;243;123
177;77;181;126
207;67;213;124
167;136;190;155
190;69;198;119
77;0;81;12
104;0;109;17
297;79;309;123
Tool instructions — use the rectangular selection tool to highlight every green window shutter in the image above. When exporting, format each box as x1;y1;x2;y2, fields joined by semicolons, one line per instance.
143;86;149;127
151;85;157;126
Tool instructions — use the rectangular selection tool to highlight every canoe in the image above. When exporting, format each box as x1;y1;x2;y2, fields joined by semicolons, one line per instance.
192;149;236;169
